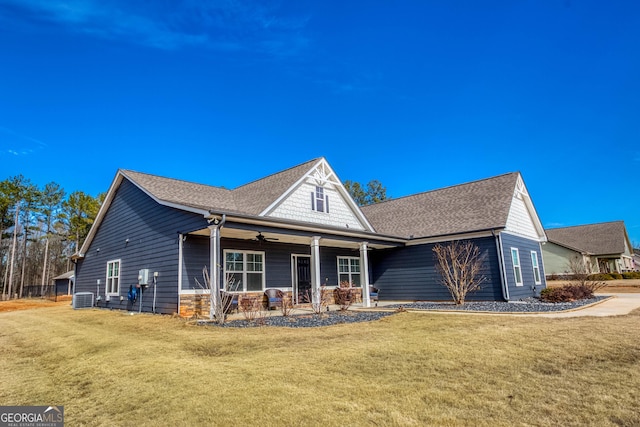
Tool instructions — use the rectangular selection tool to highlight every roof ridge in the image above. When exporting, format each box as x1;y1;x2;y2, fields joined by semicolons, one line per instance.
232;158;321;191
546;220;624;231
363;171;518;208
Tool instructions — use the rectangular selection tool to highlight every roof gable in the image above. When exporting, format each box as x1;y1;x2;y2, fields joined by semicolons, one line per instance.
504;174;546;240
260;158;374;231
362;173;520;239
545;221;632;256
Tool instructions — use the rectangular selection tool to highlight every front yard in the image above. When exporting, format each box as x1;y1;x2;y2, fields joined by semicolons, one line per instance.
1;304;639;426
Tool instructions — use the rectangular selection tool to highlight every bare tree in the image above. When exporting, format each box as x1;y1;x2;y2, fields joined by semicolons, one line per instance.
567;256;606;294
433;240;486;305
195;266;239;324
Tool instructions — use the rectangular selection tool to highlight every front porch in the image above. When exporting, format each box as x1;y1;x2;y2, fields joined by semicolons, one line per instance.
177;218;402;318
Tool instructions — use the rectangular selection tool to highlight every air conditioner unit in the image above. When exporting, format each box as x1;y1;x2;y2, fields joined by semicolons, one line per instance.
73;292;94;309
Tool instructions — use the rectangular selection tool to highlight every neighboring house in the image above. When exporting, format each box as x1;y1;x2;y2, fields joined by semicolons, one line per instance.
73;158;547;316
543;221;635;276
52;271;74;296
634;249;640;272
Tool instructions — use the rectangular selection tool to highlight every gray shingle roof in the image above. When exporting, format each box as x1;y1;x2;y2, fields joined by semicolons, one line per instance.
122;170;238;212
361;173;519;239
232;158;320;215
121;158;320;216
545;221;628;255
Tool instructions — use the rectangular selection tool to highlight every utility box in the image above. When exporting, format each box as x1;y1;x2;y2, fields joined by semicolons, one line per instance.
138;269;150;286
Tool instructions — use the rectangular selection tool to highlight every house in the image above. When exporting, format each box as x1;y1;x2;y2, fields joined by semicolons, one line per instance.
543;221;635;276
634;249;640;272
72;158;547;317
52;271;74;296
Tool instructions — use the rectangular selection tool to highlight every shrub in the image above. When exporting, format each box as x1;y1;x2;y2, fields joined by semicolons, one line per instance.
279;294;294;317
622;272;640;279
610;273;623;280
540;284;596;303
239;296;267;322
334;281;355;311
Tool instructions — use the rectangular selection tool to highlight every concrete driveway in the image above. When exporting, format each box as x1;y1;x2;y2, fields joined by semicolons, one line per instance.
516;293;640;318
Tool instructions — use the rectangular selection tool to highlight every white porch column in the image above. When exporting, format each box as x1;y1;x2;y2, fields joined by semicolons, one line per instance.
178;233;184;312
360;242;371;308
209;225;219;318
310;236;322;306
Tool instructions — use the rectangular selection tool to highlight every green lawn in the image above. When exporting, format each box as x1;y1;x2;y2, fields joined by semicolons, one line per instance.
1;305;639;426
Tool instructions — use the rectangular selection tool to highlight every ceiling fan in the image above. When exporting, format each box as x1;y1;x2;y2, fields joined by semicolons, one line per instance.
255;232;279;243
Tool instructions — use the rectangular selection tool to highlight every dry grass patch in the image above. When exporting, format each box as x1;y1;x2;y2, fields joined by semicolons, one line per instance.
1;306;639;426
0;298;70;312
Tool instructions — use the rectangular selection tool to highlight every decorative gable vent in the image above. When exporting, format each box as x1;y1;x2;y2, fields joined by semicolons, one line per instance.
73;292;94;309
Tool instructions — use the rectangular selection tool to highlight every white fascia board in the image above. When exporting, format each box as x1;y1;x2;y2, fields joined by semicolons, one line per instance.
76;170;210;258
258;158;376;233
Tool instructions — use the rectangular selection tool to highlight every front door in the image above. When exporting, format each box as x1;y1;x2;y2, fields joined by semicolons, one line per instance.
292;255;311;304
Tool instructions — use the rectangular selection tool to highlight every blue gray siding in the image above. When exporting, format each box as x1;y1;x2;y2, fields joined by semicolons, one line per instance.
370;237;504;301
499;232;546;299
75;179;208;314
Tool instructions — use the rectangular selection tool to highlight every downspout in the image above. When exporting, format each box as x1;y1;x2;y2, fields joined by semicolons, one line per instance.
493;230;510;301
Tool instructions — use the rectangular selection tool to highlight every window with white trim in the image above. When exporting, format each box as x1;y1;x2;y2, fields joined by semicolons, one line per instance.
224;250;265;292
511;248;523;286
106;259;121;296
338;256;361;287
311;186;329;213
531;251;541;284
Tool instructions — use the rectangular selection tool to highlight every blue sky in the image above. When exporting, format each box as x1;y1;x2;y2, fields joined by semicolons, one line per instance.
1;1;639;244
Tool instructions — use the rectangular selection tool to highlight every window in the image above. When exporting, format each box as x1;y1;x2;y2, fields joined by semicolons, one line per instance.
511;248;523;286
338;256;360;287
106;260;121;295
531;251;541;284
311;186;329;213
224;250;265;292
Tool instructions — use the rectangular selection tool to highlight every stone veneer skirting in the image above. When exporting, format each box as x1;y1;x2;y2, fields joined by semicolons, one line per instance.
178;288;363;318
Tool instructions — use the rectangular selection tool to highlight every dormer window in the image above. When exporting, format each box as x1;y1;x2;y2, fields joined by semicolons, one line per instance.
311;186;329;213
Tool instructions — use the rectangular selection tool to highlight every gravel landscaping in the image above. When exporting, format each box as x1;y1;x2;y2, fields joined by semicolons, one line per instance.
203;296;610;327
385;296;609;313
212;310;396;328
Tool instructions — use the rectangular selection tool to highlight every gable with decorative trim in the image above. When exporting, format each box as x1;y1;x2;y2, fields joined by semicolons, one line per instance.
261;159;372;231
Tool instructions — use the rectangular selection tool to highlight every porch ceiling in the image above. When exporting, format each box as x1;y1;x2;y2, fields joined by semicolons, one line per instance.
187;227;397;249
